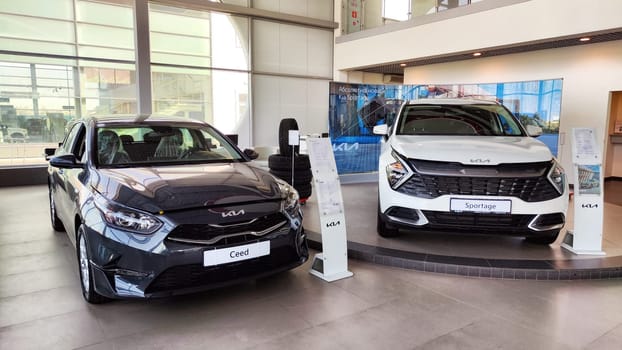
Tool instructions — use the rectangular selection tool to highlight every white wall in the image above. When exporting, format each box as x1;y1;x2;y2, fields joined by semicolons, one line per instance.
404;41;622;178
252;75;329;146
253;0;333;21
250;1;334;148
253;20;333;77
346;71;384;84
334;0;622;71
362;0;383;30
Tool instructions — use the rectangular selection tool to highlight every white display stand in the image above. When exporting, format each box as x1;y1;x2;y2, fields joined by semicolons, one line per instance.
561;128;606;255
306;137;354;282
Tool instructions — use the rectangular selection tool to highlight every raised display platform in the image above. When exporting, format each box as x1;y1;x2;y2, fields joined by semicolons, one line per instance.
303;181;622;280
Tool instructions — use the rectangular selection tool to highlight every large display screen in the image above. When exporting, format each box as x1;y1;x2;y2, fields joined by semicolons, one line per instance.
328;80;563;174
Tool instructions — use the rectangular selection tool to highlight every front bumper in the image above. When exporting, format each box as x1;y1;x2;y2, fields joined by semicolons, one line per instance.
83;214;308;299
378;171;569;236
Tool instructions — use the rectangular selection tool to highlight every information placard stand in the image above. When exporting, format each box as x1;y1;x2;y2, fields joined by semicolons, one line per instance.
561;128;606;256
306;137;353;282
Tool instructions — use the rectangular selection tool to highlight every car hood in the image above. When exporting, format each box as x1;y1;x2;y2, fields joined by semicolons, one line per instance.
90;163;282;213
389;135;553;165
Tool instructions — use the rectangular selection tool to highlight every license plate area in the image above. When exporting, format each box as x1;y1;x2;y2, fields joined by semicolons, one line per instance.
450;198;511;214
203;241;270;267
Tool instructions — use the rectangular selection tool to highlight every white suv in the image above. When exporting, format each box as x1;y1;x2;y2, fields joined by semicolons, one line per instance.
373;99;568;245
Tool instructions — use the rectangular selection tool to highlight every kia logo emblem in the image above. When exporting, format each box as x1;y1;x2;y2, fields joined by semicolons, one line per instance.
222;209;245;218
470;158;491;163
326;221;340;228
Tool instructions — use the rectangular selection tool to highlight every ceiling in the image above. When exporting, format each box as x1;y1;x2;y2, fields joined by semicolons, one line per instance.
358;30;622;76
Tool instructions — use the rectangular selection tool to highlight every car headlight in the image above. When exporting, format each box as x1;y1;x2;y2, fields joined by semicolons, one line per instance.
386;151;413;189
547;159;566;194
276;178;299;213
94;193;162;234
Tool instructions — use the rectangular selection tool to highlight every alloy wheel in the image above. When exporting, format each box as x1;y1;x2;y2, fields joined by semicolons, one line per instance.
79;233;90;293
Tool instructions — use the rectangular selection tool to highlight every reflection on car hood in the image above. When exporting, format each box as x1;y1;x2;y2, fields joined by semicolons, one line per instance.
390;135;553;165
91;163;281;213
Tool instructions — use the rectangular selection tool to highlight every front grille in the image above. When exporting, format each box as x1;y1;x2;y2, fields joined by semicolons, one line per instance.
398;160;560;202
422;210;534;233
167;213;288;245
145;245;299;294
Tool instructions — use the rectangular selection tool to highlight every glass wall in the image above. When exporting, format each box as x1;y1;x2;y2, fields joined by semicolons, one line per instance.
0;0;255;165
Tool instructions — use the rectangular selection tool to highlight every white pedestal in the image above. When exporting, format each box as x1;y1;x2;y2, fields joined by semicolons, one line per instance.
309;253;354;282
561;231;606;256
306;137;353;282
561;128;606;256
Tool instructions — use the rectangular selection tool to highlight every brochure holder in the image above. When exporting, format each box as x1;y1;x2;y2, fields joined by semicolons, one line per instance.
561;128;606;255
306;137;353;282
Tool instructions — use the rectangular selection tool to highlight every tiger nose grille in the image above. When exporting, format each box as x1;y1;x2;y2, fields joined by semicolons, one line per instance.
397;160;561;202
167;213;288;245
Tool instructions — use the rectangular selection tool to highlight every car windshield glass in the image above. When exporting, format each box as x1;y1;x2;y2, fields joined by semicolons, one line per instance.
396;104;524;136
95;124;244;167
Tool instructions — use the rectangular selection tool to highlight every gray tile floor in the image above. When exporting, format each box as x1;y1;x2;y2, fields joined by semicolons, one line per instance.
303;181;622;260
1;185;622;349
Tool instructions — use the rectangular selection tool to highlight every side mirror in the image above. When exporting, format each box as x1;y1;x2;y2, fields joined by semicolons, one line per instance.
44;148;57;160
49;154;84;169
373;124;389;135
243;148;259;160
526;125;543;137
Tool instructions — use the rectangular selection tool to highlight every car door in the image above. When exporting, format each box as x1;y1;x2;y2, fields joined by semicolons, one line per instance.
51;122;86;231
63;125;89;241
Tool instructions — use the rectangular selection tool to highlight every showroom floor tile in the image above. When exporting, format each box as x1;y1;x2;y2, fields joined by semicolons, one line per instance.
1;185;622;349
303;181;622;260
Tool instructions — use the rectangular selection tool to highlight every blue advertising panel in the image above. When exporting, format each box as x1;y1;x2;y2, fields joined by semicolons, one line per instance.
328;80;563;174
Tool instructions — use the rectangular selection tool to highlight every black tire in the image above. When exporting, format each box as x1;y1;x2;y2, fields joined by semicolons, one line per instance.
48;183;65;232
278;118;300;156
268;154;311;171
377;206;399;238
294;182;312;199
77;225;109;304
524;230;560;245
270;168;313;184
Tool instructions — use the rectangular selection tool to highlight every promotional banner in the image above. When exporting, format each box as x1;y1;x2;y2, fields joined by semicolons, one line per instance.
328;80;563;174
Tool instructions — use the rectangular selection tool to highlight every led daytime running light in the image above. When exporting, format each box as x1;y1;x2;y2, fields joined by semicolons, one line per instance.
386;151;413;190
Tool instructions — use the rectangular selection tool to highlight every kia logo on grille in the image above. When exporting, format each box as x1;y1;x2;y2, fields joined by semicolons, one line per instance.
222;209;245;218
469;158;491;163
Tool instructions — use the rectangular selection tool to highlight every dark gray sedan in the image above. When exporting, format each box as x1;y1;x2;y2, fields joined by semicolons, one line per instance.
46;116;307;303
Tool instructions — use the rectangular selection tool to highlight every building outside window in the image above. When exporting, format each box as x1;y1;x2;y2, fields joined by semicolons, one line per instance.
0;0;251;166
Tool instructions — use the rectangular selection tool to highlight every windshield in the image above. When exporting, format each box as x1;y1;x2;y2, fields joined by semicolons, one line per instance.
395;104;525;136
95;124;244;167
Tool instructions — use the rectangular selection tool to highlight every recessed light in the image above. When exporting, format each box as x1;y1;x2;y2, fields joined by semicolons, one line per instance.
400;63;407;67
473;52;482;57
579;37;591;42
